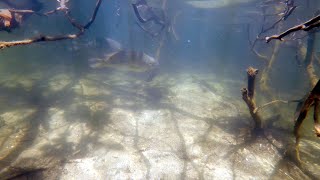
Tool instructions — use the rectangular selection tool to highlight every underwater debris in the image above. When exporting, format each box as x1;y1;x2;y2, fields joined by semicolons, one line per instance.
132;0;164;24
266;14;320;43
132;0;167;37
0;0;103;49
241;67;263;132
241;67;289;133
259;5;320;165
293;79;320;161
257;0;296;34
131;0;179;40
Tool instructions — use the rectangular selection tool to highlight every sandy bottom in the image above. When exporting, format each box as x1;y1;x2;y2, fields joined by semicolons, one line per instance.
0;67;318;180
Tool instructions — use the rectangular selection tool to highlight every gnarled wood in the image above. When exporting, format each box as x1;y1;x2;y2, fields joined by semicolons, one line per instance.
241;67;262;131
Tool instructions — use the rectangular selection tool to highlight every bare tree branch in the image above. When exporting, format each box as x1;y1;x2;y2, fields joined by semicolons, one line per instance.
266;15;320;43
0;0;103;50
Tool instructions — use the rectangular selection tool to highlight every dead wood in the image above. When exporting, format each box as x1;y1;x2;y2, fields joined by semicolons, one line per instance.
266;15;320;43
293;80;320;161
241;67;263;131
0;0;103;49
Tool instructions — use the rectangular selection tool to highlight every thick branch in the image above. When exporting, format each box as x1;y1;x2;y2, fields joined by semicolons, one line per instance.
294;94;315;139
241;67;262;131
266;15;320;43
247;67;259;99
0;33;80;49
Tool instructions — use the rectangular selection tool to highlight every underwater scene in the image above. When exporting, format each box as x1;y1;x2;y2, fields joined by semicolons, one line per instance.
0;0;319;179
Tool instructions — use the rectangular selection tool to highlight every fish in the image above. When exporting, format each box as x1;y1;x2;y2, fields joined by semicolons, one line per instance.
89;50;159;72
89;38;159;81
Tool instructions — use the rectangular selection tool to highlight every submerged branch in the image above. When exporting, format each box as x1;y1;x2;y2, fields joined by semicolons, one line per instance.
293;79;320;162
246;24;269;63
262;1;296;33
266;15;320;43
0;0;103;50
84;0;102;29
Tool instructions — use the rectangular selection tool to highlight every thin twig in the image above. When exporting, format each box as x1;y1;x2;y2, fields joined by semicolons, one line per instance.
254;100;288;113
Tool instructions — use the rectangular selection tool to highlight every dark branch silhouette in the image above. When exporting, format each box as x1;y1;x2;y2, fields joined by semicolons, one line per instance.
132;0;167;37
0;0;103;49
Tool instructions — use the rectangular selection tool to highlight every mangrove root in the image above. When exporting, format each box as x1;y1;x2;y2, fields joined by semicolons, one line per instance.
294;79;320;162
